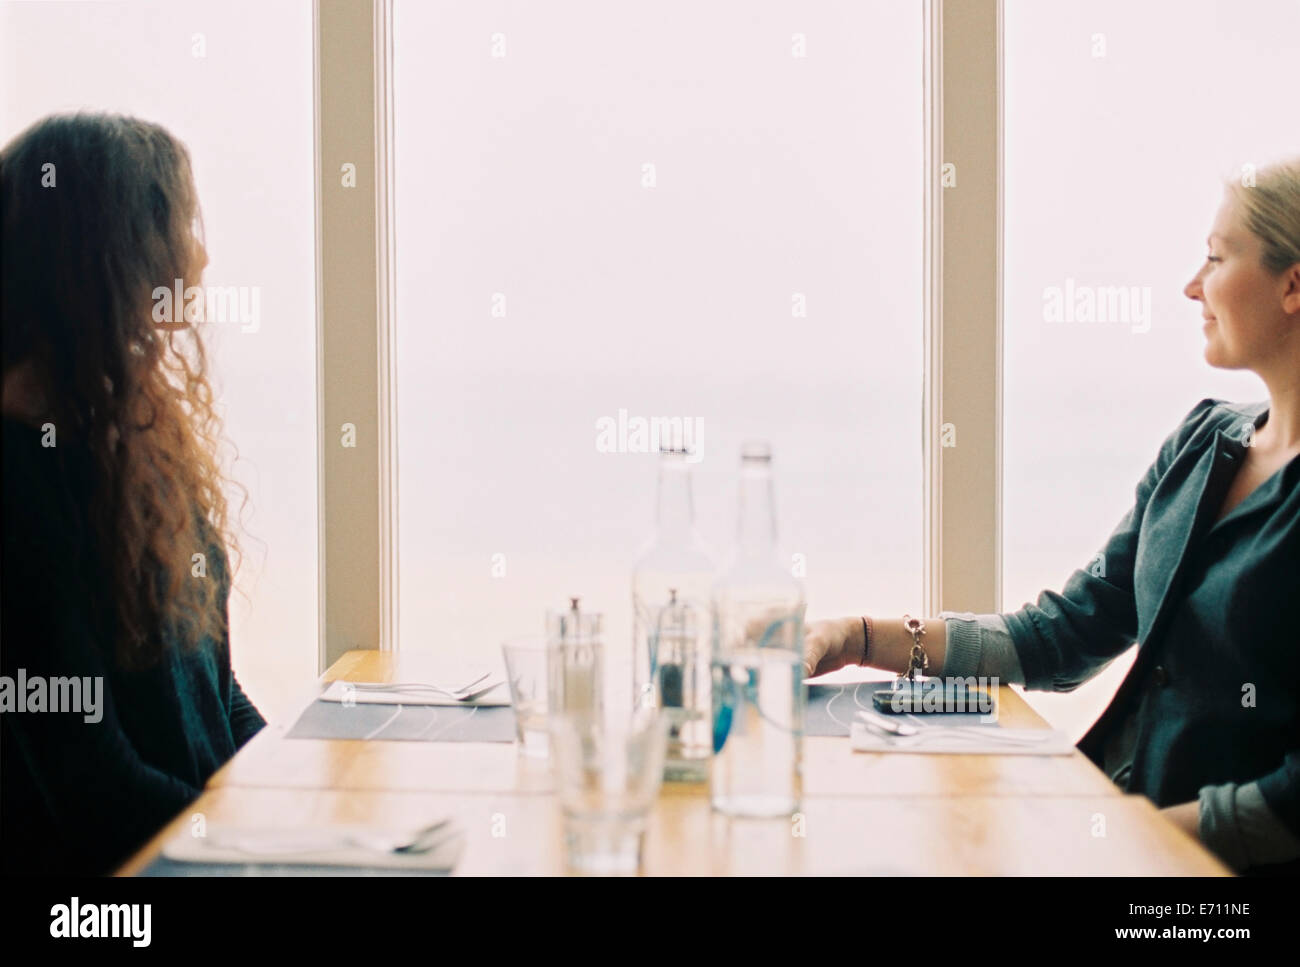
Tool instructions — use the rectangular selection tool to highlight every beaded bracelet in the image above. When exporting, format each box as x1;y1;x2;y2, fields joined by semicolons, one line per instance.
859;615;874;667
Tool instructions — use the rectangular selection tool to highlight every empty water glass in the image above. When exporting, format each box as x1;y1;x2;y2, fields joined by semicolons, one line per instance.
502;636;550;758
549;709;668;875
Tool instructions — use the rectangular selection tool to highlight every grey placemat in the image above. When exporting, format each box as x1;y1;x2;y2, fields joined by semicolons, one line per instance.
805;683;995;737
285;696;517;742
285;683;989;742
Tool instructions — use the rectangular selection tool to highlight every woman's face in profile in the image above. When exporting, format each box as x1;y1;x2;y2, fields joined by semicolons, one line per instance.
190;215;209;278
1185;195;1288;372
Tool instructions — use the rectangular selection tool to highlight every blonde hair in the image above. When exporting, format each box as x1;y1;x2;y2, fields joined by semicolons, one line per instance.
1224;157;1300;275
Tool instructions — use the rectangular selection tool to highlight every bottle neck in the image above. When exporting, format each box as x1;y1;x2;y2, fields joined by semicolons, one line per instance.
655;455;695;538
736;461;777;555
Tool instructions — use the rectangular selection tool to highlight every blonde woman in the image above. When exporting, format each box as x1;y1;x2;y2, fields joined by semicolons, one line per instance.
805;158;1300;875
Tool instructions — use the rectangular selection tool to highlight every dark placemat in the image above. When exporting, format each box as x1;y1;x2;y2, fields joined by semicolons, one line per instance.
805;682;995;737
285;683;990;742
285;696;517;742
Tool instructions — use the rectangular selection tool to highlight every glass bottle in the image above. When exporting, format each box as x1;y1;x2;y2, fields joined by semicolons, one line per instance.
631;446;714;780
710;441;806;817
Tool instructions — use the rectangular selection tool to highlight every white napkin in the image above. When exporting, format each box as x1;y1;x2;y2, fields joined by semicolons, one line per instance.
318;678;510;707
163;823;465;871
849;721;1075;755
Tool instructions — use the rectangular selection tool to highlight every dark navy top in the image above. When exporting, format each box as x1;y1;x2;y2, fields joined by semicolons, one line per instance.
1000;399;1299;871
1;417;265;874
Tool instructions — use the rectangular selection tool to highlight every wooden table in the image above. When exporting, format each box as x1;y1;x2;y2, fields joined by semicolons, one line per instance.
118;651;1231;876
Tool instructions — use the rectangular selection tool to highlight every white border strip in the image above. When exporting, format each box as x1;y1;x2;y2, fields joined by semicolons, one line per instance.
994;0;1005;611
374;0;400;652
311;0;328;672
922;0;944;615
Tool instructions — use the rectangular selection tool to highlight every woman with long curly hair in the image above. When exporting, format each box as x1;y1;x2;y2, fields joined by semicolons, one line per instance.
1;113;265;875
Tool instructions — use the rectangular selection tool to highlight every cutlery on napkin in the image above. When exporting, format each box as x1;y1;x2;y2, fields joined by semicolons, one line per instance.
849;720;1075;755
163;821;465;871
318;678;509;707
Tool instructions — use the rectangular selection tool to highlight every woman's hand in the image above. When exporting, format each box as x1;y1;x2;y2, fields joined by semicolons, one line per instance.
802;617;863;679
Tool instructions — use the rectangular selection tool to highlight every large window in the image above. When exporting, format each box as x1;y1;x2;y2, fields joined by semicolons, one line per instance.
0;0;318;720
20;0;1283;736
1003;0;1299;735
393;1;925;689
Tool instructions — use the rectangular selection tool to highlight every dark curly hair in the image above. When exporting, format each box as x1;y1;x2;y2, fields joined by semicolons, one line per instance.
2;112;240;669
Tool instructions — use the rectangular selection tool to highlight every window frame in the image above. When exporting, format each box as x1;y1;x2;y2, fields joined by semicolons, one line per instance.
312;0;1004;666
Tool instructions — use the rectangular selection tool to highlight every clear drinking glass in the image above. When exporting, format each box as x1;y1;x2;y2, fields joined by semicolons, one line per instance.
549;709;669;875
501;636;551;758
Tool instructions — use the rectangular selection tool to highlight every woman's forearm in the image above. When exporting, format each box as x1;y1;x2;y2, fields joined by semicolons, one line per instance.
851;617;951;677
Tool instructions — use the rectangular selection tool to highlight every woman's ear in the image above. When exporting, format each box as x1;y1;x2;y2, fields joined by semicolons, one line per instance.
1283;263;1300;316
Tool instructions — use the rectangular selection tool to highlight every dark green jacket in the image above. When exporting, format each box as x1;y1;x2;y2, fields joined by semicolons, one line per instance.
1;417;265;875
1004;399;1300;871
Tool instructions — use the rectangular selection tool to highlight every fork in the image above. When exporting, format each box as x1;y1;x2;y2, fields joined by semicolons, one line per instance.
857;711;1053;746
209;819;461;857
350;672;498;700
860;724;1048;748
